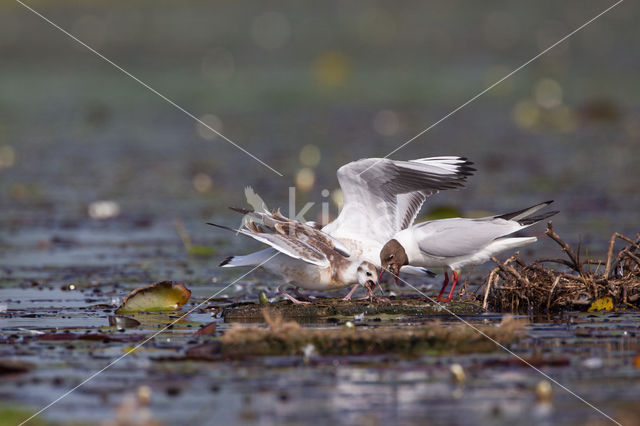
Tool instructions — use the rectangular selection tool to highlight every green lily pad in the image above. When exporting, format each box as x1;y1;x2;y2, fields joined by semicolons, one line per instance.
115;281;191;314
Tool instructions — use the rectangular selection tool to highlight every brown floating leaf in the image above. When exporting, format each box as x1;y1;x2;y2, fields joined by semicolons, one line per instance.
195;322;217;335
115;281;191;314
185;342;222;360
0;359;34;375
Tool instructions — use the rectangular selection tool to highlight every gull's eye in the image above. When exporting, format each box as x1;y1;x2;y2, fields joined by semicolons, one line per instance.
366;272;372;277
388;254;394;260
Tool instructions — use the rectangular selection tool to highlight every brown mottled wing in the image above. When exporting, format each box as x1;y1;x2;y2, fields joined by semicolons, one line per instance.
229;207;351;257
233;220;330;267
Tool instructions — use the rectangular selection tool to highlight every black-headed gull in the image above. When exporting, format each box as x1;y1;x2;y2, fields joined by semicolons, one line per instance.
322;156;475;263
379;200;559;302
214;156;474;302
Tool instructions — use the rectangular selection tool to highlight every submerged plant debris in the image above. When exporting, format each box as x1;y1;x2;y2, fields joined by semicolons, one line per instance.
483;223;640;314
186;309;524;359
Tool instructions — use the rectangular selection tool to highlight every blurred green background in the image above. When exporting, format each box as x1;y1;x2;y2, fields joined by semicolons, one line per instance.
1;0;638;254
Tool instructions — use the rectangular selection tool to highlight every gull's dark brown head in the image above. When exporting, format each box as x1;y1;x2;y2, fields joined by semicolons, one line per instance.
379;239;408;282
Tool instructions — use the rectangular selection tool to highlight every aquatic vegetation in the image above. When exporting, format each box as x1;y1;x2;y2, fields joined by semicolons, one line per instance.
483;223;640;313
115;281;191;314
205;309;525;357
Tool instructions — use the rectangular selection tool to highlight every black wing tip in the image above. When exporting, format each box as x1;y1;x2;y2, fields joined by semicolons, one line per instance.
229;206;253;214
456;158;476;176
219;256;233;267
496;200;556;222
206;222;236;232
518;209;560;226
422;268;437;278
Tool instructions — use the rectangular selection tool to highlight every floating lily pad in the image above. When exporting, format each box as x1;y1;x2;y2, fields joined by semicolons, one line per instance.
115;281;191;314
108;315;141;330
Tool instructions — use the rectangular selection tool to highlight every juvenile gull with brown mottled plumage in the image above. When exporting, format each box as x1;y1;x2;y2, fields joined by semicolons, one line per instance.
209;209;380;304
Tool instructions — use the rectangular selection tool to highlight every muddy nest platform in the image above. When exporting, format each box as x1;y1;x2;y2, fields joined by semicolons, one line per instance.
220;297;483;322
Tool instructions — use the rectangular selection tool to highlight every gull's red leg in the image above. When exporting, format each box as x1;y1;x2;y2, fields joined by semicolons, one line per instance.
439;270;459;303
436;272;449;302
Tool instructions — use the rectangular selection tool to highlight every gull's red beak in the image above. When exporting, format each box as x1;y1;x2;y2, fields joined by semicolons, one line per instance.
378;268;386;283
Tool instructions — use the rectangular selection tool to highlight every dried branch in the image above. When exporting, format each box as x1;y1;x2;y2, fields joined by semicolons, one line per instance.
545;222;582;274
604;232;640;278
491;256;530;286
547;276;561;311
483;269;498;311
536;258;576;268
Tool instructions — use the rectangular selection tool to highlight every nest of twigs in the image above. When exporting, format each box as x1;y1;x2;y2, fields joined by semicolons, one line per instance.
482;222;640;314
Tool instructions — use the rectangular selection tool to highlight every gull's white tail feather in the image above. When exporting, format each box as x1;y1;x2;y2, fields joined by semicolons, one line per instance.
485;237;537;256
448;237;538;270
219;248;276;267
